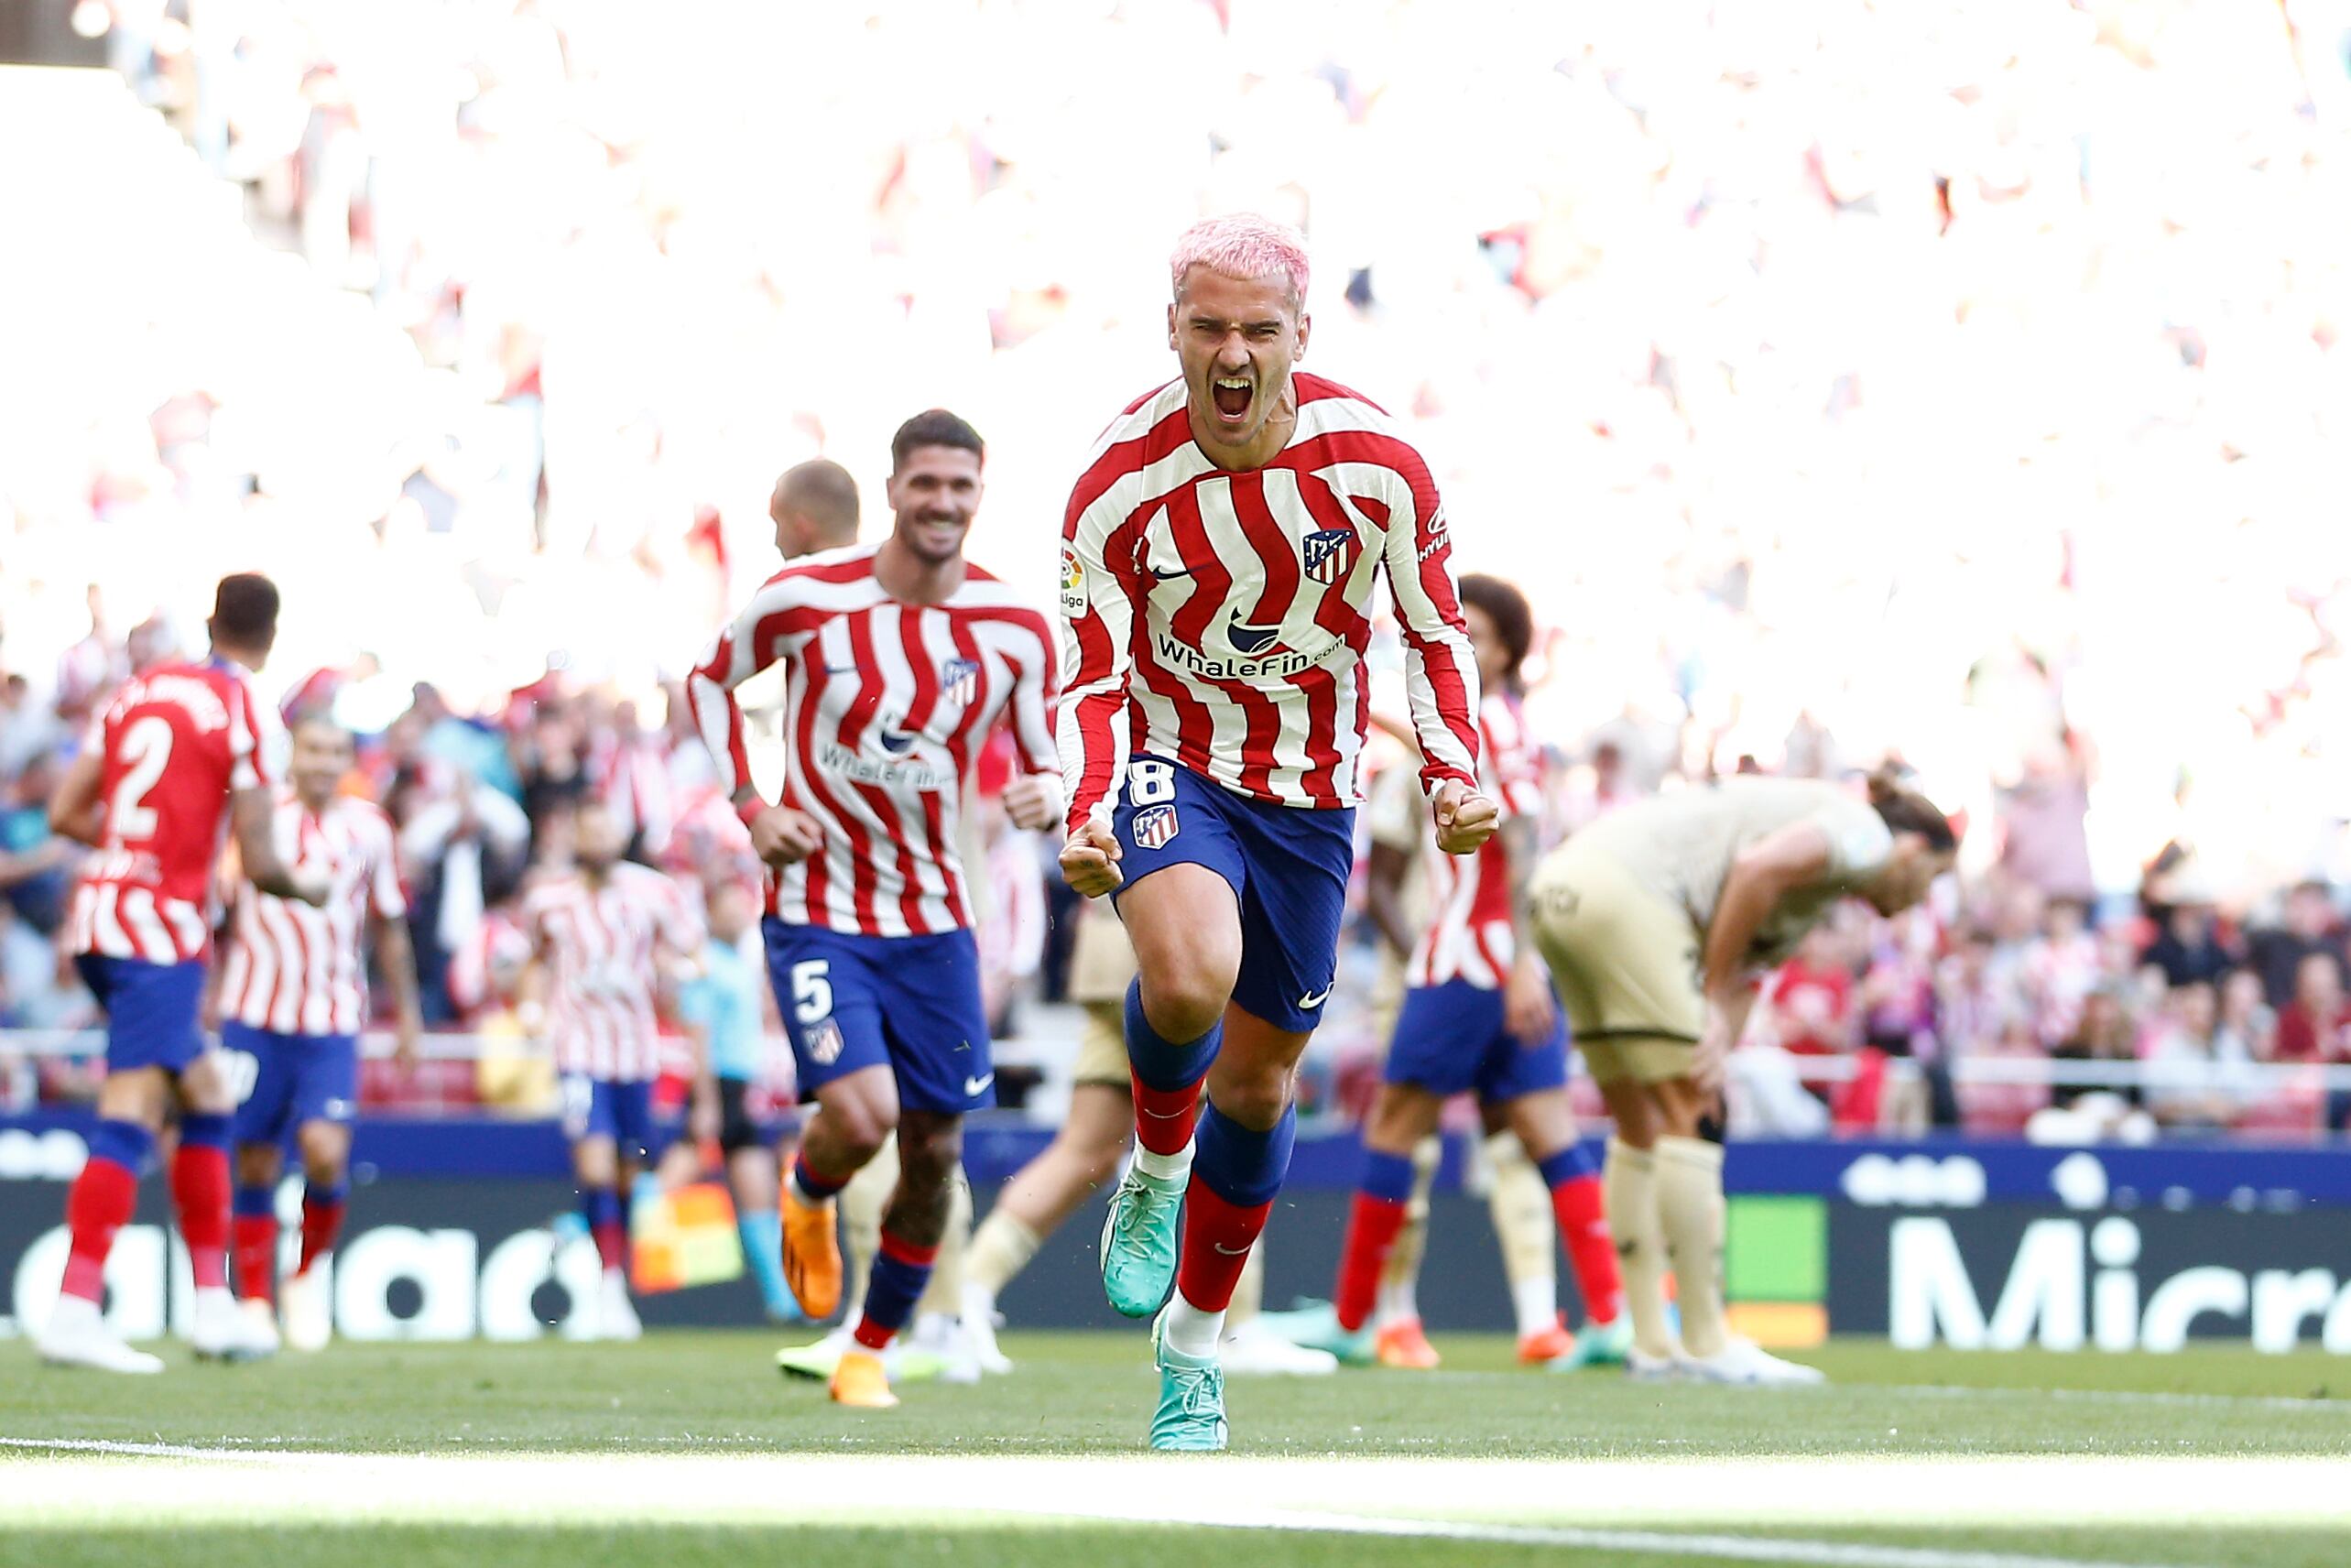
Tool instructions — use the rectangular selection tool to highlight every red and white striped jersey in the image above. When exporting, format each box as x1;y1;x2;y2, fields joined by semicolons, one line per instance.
686;544;1059;938
1410;695;1546;990
1057;374;1481;830
218;794;405;1037
67;658;282;965
522;863;703;1082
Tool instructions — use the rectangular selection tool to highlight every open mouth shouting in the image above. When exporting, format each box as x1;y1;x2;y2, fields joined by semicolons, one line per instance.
1210;373;1253;427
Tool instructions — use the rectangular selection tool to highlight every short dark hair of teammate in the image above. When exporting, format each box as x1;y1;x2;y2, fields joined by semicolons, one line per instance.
209;573;280;658
1456;574;1534;690
1866;766;1958;853
770;459;860;560
890;408;985;474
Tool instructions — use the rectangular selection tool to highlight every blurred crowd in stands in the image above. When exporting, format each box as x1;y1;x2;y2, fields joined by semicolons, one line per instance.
7;1;2351;1137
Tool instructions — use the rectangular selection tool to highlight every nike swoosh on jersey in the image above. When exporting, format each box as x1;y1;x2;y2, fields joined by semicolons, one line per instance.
1151;566;1192;581
964;1073;995;1096
1297;985;1333;1008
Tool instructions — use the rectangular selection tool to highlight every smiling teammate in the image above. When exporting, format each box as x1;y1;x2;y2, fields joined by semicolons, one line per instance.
688;410;1061;1410
1057;214;1493;1450
221;717;422;1354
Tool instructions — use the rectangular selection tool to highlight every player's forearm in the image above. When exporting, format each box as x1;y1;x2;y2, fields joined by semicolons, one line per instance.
1055;683;1132;834
1364;843;1418;959
685;670;756;804
1701;865;1788;1001
48;755;104;845
1501;811;1541;954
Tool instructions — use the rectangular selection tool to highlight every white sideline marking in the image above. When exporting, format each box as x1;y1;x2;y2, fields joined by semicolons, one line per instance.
1160;1508;2213;1568
0;1436;297;1465
0;1446;2327;1568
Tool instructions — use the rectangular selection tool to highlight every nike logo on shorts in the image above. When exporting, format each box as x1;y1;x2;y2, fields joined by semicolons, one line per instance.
1297;985;1333;1008
964;1073;995;1097
1213;1241;1251;1256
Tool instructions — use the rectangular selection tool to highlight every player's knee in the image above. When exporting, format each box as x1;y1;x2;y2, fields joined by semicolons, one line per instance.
896;1120;963;1191
1210;1064;1295;1130
1137;968;1232;1042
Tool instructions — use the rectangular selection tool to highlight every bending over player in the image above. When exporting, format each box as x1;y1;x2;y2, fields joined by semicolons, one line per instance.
1530;768;1955;1382
221;717;422;1353
1056;214;1492;1449
519;803;704;1341
1320;575;1627;1368
40;573;325;1372
688;409;1061;1409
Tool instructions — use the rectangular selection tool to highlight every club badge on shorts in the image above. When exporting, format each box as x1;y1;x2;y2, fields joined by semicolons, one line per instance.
803;1017;845;1066
1131;804;1180;851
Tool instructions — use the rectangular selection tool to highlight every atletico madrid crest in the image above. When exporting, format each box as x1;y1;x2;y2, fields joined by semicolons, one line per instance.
1303;527;1357;585
1131;804;1180;850
941;657;981;706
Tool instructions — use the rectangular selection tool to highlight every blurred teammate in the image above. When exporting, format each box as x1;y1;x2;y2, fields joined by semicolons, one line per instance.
680;877;802;1322
40;573;324;1372
1320;576;1627;1368
1056;214;1491;1449
518;803;704;1341
221;717;422;1354
1530;769;1955;1383
688;409;1061;1409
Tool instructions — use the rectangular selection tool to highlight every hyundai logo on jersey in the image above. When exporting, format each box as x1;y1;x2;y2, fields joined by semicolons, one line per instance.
1303;527;1358;585
941;657;981;706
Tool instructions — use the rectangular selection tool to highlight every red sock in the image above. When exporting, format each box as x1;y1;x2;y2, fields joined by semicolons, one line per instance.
1332;1192;1409;1334
61;1158;138;1304
298;1195;345;1276
1551;1173;1624;1326
233;1214;278;1302
171;1144;232;1291
593;1221;626;1273
1130;1070;1203;1157
1172;1179;1270;1312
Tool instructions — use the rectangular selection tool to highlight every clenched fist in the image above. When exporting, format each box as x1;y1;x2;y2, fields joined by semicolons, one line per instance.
1058;818;1124;898
1431;779;1498;855
1003;774;1061;833
749;805;825;870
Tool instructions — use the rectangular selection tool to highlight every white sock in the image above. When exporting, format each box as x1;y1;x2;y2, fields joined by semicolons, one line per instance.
1512;1273;1560;1339
1161;1294;1224;1359
961;1279;997;1324
1376;1278;1419;1328
1134;1141;1193;1183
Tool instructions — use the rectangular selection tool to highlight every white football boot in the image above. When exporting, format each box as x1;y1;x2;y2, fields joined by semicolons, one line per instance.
1220;1315;1340;1377
1626;1345;1684;1383
37;1295;164;1375
1680;1336;1827;1387
280;1267;332;1353
190;1286;278;1361
598;1270;643;1341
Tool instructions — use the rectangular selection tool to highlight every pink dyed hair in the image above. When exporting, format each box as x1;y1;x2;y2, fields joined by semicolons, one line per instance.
1169;213;1310;308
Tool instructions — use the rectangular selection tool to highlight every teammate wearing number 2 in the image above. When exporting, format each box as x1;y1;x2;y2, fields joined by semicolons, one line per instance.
41;574;326;1373
1056;215;1495;1450
687;409;1061;1410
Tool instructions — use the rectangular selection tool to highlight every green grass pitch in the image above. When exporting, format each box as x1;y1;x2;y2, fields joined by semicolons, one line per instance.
4;1331;2348;1567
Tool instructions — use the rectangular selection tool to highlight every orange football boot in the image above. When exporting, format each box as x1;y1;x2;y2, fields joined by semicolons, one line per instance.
780;1181;843;1320
1374;1317;1442;1369
830;1347;898;1409
1518;1313;1574;1365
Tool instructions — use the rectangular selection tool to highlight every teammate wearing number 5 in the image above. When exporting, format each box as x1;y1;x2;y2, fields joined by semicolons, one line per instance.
687;410;1062;1410
41;574;327;1373
1056;216;1494;1450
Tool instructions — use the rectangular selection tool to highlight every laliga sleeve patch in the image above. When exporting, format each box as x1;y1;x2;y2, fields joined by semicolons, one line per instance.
1060;547;1088;617
1130;804;1180;851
